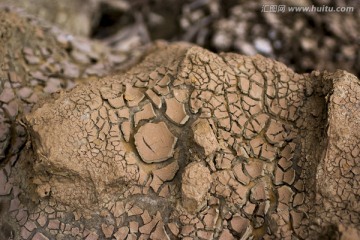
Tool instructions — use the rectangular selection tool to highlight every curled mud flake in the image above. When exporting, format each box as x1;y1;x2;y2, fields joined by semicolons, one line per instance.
153;85;170;96
179;223;195;236
47;219;60;230
145;89;162;109
197;230;214;239
32;232;49;240
112;201;125;218
141;210;152;224
250;182;267;202
108;110;118;124
158;184;171;197
134;79;146;88
24;220;37;232
85;232;99;240
134;103;156;127
254;113;269;132
219;228;236;240
233;163;250;185
117;108;130;119
150;220;170;240
249;82;263;100
153;160;179;182
238;76;250;94
150;175;163;192
101;223;114;238
243;201;256;216
278;157;292;171
134;122;177;163
290;211;304;230
139;211;161;234
36;214;47;227
173;88;189;103
181;162;212;213
192;119;218;156
250;72;265;85
129;221;139;233
21;226;32;239
274;166;284;186
242;96;262;115
149;70;160;81
265;119;287;145
127;204;144;216
283;168;295;185
121;121;132;142
278;185;294;206
108;95;125;109
167;222;179;236
114;226;129;240
173;78;185;86
293;192;305;207
260;142;276;161
189;90;202;114
229;215;252;237
249;137;263;156
124;84;145;107
294;180;304;192
203;207;219;230
157;74;171;87
165;98;189;125
244;160;264;179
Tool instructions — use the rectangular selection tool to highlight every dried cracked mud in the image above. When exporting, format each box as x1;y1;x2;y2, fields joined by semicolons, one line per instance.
0;8;360;240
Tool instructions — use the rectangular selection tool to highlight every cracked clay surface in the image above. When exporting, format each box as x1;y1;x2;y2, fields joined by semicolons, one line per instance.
0;11;360;240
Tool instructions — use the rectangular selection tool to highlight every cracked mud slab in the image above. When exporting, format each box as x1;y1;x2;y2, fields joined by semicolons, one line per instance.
0;10;360;240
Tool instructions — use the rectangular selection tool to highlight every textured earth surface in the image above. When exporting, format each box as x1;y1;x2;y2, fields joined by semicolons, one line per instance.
0;3;360;240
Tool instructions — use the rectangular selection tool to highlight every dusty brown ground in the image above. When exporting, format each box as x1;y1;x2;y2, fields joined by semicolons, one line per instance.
0;1;359;240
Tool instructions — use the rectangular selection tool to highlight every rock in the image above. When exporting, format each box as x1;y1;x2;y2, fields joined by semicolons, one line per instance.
254;38;273;55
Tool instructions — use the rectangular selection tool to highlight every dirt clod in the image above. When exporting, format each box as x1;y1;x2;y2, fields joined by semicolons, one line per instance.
0;5;359;240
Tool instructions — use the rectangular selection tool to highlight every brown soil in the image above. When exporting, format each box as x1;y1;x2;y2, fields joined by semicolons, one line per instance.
0;2;359;240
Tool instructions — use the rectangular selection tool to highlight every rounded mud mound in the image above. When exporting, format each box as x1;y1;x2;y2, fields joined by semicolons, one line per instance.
0;42;358;240
0;4;359;240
